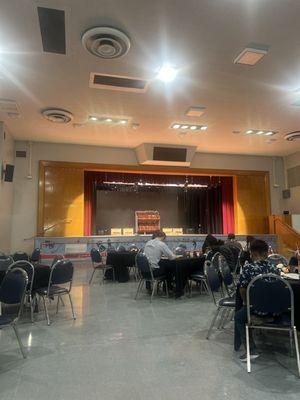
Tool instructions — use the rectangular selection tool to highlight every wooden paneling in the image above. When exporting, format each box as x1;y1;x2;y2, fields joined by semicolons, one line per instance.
235;174;270;234
38;164;84;236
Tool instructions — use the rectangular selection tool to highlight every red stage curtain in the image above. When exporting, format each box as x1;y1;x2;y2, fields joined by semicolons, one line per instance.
221;177;235;234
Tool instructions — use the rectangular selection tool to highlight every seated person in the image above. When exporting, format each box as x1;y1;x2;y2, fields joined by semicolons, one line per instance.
202;234;218;259
235;239;280;362
144;231;176;289
225;233;243;251
239;235;255;269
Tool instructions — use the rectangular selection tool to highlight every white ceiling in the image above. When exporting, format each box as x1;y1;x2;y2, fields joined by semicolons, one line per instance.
1;0;300;156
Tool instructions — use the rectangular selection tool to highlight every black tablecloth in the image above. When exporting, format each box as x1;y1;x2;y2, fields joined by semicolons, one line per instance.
105;252;136;282
0;264;51;290
159;256;205;298
234;279;300;350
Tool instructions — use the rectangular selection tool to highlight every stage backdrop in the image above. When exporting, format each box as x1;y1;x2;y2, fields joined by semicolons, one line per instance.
84;171;234;235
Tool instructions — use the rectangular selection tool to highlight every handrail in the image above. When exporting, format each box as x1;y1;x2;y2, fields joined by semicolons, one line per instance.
272;217;300;253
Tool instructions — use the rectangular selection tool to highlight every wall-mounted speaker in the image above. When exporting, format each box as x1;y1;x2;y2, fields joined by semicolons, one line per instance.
1;164;14;182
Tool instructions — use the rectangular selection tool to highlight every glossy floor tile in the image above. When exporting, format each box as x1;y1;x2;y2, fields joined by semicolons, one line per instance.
0;261;300;400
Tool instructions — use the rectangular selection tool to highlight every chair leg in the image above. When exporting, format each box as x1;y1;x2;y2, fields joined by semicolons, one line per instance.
206;307;221;340
56;296;60;314
89;268;96;285
289;329;294;357
165;280;169;298
12;323;27;359
150;281;157;303
221;309;230;329
134;279;143;300
68;293;76;320
29;295;34;323
218;308;227;329
246;325;251;373
293;326;300;378
42;296;51;326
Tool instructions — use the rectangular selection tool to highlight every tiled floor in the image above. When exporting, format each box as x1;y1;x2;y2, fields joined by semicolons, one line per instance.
0;261;300;400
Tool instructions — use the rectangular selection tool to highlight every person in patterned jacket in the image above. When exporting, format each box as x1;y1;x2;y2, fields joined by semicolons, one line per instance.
235;239;280;362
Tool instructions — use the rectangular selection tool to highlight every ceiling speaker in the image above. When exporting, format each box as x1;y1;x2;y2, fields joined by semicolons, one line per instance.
42;108;73;124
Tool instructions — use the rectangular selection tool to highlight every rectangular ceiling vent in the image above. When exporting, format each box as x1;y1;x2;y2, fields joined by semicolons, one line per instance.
0;99;19;113
16;150;27;158
136;144;197;167
89;73;149;93
37;7;66;54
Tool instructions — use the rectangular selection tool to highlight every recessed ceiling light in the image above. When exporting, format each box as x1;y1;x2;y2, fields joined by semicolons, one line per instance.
89;116;98;121
246;130;253;134
190;125;198;130
105;118;113;122
256;131;264;135
172;124;181;129
265;131;274;136
234;44;269;66
200;126;208;131
185;106;206;117
157;64;178;82
181;125;189;129
120;119;127;124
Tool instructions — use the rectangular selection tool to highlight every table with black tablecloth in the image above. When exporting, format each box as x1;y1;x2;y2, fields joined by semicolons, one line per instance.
105;252;136;282
234;278;300;350
159;256;206;298
0;264;51;290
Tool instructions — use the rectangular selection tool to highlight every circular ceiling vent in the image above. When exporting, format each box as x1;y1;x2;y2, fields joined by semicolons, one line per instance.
81;27;131;59
284;131;300;141
42;108;74;124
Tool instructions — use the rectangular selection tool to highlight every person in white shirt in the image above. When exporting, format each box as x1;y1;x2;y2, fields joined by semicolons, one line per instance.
144;230;176;269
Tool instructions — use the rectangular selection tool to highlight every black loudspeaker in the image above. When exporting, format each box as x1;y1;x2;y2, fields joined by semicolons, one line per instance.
283;210;290;215
2;164;15;182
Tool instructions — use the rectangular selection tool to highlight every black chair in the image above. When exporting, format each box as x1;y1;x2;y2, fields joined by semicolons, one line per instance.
0;252;8;260
218;255;236;297
0;268;28;358
36;259;76;325
12;251;29;262
89;248;115;284
206;260;235;339
8;261;35;323
135;254;169;303
245;273;300;376
30;248;41;264
117;245;126;252
0;256;13;271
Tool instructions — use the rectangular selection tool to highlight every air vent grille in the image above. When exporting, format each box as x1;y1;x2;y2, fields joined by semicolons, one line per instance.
38;7;66;54
16;150;27;158
42;108;73;124
89;73;149;93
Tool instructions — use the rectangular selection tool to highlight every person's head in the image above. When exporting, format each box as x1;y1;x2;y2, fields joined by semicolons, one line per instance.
152;230;166;241
227;233;236;241
250;239;268;261
203;234;218;252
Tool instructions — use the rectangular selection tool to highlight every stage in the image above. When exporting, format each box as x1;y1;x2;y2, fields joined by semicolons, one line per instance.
35;234;278;262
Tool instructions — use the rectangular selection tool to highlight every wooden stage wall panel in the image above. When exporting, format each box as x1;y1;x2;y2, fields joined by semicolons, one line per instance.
39;165;84;236
234;174;270;234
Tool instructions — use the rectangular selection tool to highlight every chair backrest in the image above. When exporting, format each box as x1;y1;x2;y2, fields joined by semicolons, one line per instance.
129;244;138;252
0;256;13;271
90;248;102;263
0;251;8;260
218;255;235;294
12;251;29;262
7;260;35;292
117;245;126;252
0;268;28;305
51;255;65;266
268;253;288;267
136;253;152;277
49;259;74;286
211;252;221;272
246;273;294;325
205;260;222;293
31;248;41;263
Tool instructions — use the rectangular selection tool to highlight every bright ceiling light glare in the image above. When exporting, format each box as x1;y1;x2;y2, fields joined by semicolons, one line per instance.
181;125;189;130
256;130;264;135
105;118;113;122
246;130;253;134
265;131;274;136
172;124;181;129
200;126;208;131
190;125;198;130
120;119;127;124
89;116;98;121
157;64;178;83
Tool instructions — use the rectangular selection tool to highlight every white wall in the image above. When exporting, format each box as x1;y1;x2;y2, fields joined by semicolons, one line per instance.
11;141;285;252
283;151;300;213
0;123;15;253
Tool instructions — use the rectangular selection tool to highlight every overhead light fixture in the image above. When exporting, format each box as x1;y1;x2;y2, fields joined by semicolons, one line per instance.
89;115;130;125
245;129;277;136
234;44;269;66
185;106;206;117
157;64;178;82
170;123;207;131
